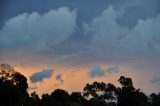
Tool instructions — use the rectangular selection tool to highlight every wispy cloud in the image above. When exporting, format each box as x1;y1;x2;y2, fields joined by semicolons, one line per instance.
107;65;119;74
151;77;160;84
56;74;64;83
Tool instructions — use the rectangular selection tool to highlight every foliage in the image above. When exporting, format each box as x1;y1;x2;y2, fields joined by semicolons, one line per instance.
0;64;29;106
0;64;159;106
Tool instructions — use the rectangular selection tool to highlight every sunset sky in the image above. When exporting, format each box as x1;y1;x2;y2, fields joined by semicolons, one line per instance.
0;0;160;95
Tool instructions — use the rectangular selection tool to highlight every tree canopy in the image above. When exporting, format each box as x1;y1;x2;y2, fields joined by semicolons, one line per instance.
0;64;29;106
0;64;159;106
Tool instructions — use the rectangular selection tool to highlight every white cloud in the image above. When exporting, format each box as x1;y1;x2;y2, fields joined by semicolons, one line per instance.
0;7;77;50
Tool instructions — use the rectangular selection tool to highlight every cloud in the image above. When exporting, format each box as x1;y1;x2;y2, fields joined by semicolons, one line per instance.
151;77;160;84
1;4;160;66
107;65;119;73
56;74;64;83
90;65;105;78
85;5;160;57
89;65;119;78
84;6;129;56
90;65;119;78
0;7;77;50
30;69;53;83
123;15;160;53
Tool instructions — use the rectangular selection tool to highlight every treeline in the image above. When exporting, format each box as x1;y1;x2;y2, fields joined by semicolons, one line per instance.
0;64;160;106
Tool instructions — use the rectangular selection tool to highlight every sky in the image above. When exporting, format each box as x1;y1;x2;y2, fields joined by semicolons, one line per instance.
0;0;160;95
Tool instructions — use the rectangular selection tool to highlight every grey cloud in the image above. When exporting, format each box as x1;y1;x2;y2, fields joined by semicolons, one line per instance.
0;2;160;68
84;6;129;56
90;65;119;78
90;66;105;78
38;3;160;65
85;5;160;57
151;77;160;84
1;0;159;26
30;69;53;83
123;15;160;53
56;74;63;83
0;7;77;50
107;65;119;73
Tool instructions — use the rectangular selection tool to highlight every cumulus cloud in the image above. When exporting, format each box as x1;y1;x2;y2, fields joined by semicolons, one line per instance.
123;15;160;53
56;74;64;83
85;5;160;57
0;7;77;50
30;69;53;83
84;6;129;54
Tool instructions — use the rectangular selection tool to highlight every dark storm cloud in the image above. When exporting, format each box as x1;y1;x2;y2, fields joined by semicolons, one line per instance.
30;69;53;83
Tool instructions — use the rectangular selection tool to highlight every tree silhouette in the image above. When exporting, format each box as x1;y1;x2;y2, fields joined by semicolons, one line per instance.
117;76;149;106
150;93;160;106
0;64;160;106
118;76;134;88
23;91;40;106
41;89;71;106
83;82;117;106
83;82;107;99
51;89;70;102
0;64;29;106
